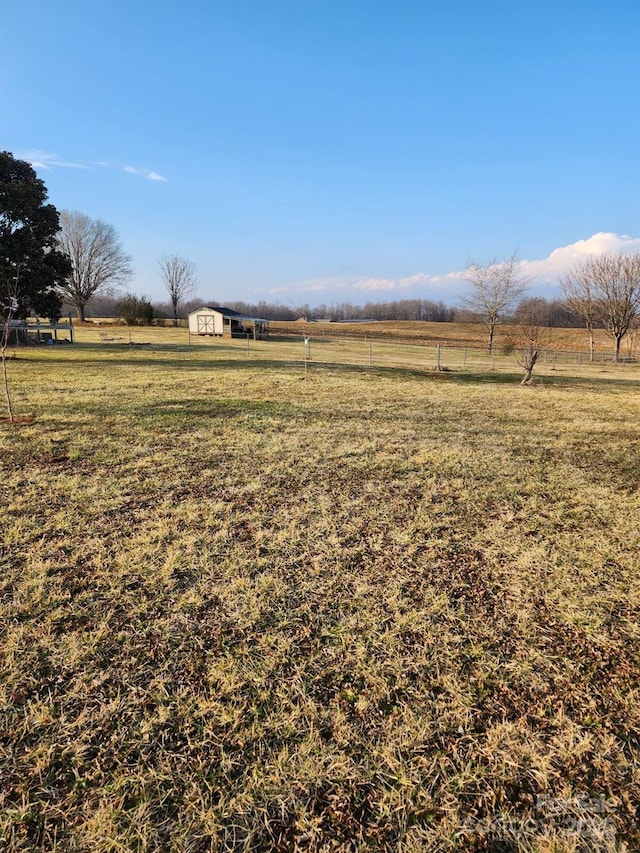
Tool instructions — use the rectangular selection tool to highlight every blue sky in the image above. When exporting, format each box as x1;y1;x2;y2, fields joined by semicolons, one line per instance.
3;0;639;307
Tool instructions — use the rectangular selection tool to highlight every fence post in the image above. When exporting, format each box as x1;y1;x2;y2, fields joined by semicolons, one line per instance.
436;344;441;370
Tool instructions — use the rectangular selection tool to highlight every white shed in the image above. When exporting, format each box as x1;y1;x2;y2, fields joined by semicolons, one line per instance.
188;306;269;339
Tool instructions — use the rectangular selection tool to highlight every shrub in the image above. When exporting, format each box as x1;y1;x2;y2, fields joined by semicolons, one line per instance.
116;295;154;326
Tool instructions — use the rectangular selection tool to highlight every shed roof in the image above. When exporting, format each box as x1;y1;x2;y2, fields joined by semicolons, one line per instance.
191;306;268;323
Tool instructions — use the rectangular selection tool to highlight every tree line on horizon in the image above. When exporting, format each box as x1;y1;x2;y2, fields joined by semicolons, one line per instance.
80;292;582;329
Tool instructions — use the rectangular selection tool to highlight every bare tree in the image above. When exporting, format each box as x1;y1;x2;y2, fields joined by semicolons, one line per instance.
561;253;640;361
514;299;551;385
624;316;640;360
461;254;529;352
559;266;602;362
158;255;198;326
56;210;133;321
592;253;640;361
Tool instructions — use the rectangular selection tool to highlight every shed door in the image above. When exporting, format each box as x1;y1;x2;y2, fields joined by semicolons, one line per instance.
197;315;214;334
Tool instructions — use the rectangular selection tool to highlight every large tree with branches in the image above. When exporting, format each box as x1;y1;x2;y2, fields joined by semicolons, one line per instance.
460;253;529;352
592;253;640;361
562;253;640;362
56;210;133;321
1;150;71;420
158;255;198;325
0;151;69;320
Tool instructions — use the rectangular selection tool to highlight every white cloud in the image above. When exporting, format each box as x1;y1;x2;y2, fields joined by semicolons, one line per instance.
351;272;462;292
123;165;167;181
276;277;349;294
258;286;293;295
16;149;90;170
250;284;301;297
256;272;465;300
353;276;410;291
265;233;640;303
15;150;167;181
520;232;640;282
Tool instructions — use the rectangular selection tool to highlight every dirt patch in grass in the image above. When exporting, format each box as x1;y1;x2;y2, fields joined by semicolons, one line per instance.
0;415;35;425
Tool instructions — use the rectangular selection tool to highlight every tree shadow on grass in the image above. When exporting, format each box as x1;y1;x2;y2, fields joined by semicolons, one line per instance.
290;360;640;390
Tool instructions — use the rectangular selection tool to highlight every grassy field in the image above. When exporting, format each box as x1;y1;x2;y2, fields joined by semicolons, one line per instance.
36;320;640;384
1;334;639;851
70;317;635;356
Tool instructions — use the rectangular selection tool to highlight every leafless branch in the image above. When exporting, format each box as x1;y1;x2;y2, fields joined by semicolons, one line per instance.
460;253;529;351
513;299;552;385
56;211;133;321
158;255;198;325
561;253;640;361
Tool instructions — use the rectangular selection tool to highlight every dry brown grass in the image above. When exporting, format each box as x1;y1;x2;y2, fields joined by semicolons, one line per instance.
267;320;621;354
1;340;639;851
70;317;623;356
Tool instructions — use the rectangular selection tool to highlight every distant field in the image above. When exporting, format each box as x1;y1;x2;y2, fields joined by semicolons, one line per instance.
1;343;639;851
267;320;627;354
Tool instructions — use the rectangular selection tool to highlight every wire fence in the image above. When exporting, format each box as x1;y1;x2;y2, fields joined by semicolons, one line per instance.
15;326;640;381
260;334;640;380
